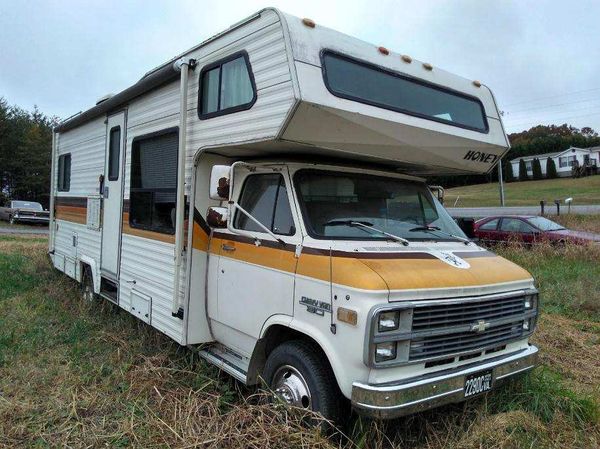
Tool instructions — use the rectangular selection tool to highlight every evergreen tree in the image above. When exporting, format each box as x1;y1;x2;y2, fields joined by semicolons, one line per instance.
546;157;558;179
532;158;543;180
505;160;514;182
518;159;528;181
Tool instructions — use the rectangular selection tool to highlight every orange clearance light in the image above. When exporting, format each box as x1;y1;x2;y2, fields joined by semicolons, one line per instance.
472;80;482;87
378;46;390;55
337;307;358;326
401;54;412;63
302;18;316;28
422;62;433;71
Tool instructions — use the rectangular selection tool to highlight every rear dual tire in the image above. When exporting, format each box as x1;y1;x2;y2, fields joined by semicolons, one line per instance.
81;266;97;302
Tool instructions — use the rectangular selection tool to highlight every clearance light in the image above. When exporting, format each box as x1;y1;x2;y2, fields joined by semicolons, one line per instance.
337;307;358;326
375;342;397;362
378;46;390;55
302;18;316;28
401;54;412;63
422;62;433;71
473;80;482;87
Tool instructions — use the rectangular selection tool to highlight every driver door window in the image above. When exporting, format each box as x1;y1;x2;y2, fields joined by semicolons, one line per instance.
234;174;295;235
500;218;534;233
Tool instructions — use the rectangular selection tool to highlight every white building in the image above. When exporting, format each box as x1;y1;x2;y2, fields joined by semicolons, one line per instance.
510;146;600;178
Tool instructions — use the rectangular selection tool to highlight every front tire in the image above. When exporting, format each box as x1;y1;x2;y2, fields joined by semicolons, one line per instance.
263;340;342;423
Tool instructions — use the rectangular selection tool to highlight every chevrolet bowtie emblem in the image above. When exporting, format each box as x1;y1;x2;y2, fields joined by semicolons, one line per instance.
471;320;490;333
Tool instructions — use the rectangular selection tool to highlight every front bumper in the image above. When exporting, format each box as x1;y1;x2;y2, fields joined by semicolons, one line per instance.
352;345;538;419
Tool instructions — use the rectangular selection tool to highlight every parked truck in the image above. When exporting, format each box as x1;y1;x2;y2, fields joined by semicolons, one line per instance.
49;8;538;421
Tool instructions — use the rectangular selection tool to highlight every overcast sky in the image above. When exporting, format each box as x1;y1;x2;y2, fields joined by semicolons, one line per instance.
2;0;600;134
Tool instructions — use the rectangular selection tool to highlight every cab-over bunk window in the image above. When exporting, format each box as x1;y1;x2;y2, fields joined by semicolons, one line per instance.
321;51;488;133
197;51;256;119
129;128;178;235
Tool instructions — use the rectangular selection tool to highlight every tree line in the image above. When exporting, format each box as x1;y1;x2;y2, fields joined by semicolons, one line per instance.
0;98;59;208
1;98;599;206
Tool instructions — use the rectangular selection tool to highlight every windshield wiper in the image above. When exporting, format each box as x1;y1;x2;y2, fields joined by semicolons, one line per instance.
324;220;410;246
409;225;472;245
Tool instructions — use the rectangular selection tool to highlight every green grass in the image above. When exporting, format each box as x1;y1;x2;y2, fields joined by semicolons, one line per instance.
445;175;600;207
0;236;598;448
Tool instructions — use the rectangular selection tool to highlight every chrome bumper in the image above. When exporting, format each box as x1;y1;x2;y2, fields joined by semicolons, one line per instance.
351;345;538;419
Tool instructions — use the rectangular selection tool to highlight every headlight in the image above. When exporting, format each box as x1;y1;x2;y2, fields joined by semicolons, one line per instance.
375;342;397;362
524;293;538;310
378;311;400;332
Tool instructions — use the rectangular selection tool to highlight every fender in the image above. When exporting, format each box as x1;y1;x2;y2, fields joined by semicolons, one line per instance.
78;255;99;293
256;314;363;398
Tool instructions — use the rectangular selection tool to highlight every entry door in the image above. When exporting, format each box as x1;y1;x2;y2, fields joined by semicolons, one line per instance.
101;112;126;278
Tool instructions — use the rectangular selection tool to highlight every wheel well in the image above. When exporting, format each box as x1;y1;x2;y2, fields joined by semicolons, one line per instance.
79;261;92;284
247;324;335;386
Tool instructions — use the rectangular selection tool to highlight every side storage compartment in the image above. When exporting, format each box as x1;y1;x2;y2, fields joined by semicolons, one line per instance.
53;253;65;272
131;289;152;324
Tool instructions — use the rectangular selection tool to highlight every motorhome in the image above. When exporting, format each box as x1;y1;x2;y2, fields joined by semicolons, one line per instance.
49;8;538;420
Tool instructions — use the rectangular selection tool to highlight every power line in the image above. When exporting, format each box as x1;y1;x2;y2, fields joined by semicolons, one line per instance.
502;87;600;108
504;111;600;130
505;97;600;115
504;104;600;124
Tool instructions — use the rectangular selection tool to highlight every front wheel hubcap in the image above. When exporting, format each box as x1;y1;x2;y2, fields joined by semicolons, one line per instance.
272;365;312;409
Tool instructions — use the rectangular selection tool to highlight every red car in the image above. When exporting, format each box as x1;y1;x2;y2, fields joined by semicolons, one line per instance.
474;215;600;245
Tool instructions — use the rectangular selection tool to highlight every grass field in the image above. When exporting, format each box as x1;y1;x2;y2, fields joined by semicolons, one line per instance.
445;175;600;207
0;230;599;448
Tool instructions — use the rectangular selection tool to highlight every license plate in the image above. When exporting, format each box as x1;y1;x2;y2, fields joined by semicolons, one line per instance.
464;369;493;398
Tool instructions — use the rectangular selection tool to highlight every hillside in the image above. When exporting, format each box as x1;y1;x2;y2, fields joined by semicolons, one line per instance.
445;175;600;207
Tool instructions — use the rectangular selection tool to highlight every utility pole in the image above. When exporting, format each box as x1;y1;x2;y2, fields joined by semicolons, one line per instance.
498;159;505;207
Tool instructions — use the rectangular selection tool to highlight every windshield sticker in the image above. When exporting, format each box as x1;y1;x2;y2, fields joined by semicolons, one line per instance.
430;250;470;269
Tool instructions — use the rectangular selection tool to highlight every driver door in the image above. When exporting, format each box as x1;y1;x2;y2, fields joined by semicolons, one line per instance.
209;167;302;353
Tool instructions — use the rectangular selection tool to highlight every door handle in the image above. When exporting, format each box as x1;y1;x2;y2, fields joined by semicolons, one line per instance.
222;244;236;252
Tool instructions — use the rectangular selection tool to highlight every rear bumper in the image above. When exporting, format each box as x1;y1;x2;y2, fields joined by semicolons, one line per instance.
351;345;538;419
13;215;49;224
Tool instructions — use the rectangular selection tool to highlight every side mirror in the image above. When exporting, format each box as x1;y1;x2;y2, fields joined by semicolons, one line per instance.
206;206;228;228
209;165;231;200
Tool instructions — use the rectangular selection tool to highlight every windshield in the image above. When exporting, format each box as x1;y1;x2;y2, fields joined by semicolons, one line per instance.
12;201;43;210
295;170;466;241
527;216;565;231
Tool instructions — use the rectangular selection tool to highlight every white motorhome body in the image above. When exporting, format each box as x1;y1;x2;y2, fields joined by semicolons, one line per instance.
49;9;538;419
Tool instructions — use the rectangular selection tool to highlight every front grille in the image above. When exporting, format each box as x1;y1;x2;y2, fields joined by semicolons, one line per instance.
410;320;524;360
367;290;538;367
411;296;526;331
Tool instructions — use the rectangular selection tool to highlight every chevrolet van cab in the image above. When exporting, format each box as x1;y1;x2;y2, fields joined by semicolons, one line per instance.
49;8;538;421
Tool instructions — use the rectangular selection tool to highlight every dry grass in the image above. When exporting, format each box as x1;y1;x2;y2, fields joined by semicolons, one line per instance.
0;236;598;448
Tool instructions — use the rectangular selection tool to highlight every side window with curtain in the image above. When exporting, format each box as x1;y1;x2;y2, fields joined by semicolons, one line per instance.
234;174;295;236
198;51;256;119
57;154;71;192
129;129;178;234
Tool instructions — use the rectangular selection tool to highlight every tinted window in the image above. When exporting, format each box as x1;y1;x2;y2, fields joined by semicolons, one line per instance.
108;126;121;181
500;218;534;233
130;130;178;234
198;52;256;119
322;52;488;132
57;154;71;192
234;174;295;235
479;218;499;230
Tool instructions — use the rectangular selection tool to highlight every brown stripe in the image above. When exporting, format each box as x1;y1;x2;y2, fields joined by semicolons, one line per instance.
55;196;88;207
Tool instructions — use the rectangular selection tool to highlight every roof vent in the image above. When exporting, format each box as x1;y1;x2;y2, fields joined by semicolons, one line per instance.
95;93;114;105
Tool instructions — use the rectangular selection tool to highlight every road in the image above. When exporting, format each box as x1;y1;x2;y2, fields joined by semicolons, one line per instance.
0;226;49;235
448;204;600;218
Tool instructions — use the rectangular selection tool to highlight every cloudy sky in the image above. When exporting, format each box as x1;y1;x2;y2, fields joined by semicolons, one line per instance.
2;0;600;134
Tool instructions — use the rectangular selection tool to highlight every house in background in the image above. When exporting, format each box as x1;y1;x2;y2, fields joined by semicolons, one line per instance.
510;146;600;178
